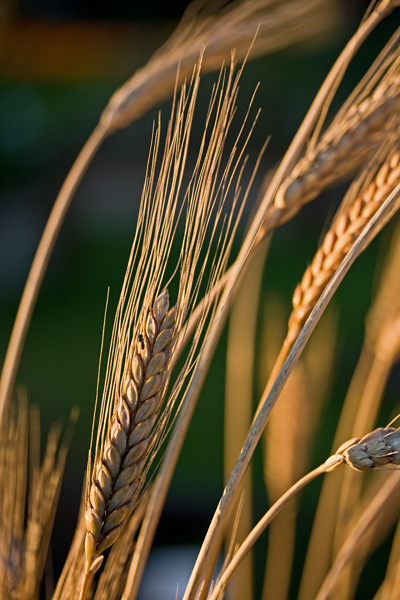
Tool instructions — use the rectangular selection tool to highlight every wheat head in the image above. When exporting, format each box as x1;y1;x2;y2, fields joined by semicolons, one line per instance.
72;53;261;600
257;31;400;236
286;146;400;347
101;0;341;131
337;427;400;471
84;290;176;573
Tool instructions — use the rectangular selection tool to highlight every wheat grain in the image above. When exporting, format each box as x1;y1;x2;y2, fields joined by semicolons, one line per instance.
83;290;176;574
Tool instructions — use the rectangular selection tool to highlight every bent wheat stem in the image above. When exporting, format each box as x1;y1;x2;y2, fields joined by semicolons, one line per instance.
208;462;339;600
210;425;400;600
0;124;107;430
315;472;400;600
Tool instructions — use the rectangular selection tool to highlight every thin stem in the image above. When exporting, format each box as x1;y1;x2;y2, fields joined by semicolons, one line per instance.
253;337;292;422
78;566;92;600
222;243;268;600
0;123;108;426
297;344;374;600
208;465;330;600
315;472;400;600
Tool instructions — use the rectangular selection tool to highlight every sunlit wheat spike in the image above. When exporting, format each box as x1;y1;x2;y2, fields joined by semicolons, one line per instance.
100;0;342;131
337;427;400;471
286;145;400;347
84;290;176;567
265;31;400;231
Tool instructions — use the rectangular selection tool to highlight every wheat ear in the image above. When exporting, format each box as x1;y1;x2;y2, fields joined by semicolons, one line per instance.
287;147;400;347
268;64;400;229
70;52;261;600
82;290;176;587
249;28;400;242
260;144;400;403
0;395;77;600
337;427;400;471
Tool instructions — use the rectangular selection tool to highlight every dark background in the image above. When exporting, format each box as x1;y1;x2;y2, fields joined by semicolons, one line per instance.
1;1;400;598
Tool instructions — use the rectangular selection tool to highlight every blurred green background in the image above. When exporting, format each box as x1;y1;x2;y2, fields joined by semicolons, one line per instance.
1;1;400;598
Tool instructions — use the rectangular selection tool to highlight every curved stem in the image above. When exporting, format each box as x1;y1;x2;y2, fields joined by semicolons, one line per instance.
315;472;400;600
0;123;108;425
297;343;374;600
208;465;329;600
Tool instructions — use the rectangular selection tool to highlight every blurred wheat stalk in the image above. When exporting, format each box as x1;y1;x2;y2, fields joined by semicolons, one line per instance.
3;1;400;600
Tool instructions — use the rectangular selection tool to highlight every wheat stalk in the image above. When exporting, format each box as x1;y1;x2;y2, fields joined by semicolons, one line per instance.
261;303;336;600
